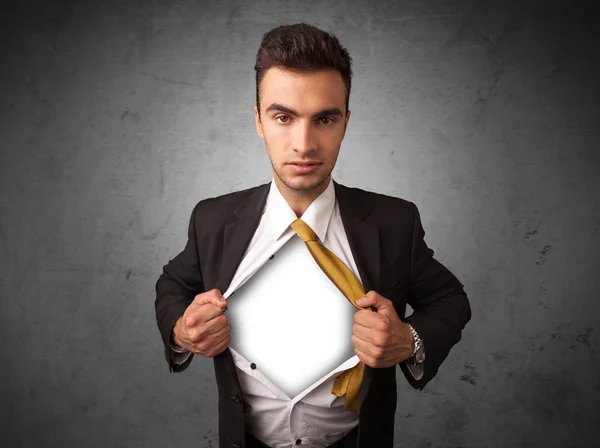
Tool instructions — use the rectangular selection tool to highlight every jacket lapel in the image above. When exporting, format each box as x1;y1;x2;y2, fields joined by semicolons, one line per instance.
332;180;381;296
214;182;271;295
333;180;381;405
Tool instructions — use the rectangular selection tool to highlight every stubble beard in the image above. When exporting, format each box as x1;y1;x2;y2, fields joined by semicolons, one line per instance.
273;164;331;194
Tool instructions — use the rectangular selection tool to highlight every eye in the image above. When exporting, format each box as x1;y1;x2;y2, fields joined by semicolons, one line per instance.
274;115;335;125
318;117;334;125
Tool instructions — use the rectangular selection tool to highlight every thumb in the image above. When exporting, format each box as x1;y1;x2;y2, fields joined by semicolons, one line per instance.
355;290;391;313
192;289;227;307
184;289;227;327
186;292;227;327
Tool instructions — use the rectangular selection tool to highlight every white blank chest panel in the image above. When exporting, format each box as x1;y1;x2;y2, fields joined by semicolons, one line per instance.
226;235;358;399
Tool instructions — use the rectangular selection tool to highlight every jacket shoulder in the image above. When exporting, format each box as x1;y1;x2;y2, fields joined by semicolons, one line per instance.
190;182;269;219
336;182;416;216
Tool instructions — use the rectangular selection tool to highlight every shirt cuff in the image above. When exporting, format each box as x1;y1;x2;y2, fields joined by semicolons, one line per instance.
169;332;192;365
171;350;192;365
406;359;424;380
169;340;188;353
169;339;192;365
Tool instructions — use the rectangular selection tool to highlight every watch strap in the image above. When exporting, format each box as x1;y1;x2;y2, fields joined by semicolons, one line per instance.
405;323;423;359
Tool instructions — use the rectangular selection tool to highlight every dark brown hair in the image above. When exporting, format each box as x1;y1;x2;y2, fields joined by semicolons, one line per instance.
254;23;353;119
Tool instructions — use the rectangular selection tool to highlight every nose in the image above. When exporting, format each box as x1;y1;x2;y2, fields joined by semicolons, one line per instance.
292;120;317;153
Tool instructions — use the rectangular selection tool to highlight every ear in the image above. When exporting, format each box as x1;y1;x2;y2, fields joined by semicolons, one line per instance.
343;110;351;135
254;105;264;139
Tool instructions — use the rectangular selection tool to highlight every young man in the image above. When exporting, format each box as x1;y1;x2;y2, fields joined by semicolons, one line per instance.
155;23;471;448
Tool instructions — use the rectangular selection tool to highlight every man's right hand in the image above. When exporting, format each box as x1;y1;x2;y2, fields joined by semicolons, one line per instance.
171;289;231;358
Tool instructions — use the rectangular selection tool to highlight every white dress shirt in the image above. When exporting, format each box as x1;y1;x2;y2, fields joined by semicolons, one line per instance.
171;176;423;447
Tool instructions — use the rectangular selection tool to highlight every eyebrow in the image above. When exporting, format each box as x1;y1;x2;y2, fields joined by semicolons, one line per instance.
265;103;344;119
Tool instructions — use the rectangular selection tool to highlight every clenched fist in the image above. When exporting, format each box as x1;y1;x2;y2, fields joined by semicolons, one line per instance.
171;289;231;358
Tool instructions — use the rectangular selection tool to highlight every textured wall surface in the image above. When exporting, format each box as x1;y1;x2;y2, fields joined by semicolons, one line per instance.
1;0;599;447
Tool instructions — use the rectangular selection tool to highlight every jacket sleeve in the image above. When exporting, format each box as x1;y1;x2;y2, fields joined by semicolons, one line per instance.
155;202;206;373
398;201;471;390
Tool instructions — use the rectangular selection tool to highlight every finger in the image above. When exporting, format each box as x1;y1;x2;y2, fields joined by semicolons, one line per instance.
202;313;230;338
356;290;392;312
197;325;231;357
192;288;226;306
354;346;375;368
207;333;232;358
188;314;229;342
353;309;387;329
190;322;230;354
351;333;381;359
352;322;387;347
186;298;228;327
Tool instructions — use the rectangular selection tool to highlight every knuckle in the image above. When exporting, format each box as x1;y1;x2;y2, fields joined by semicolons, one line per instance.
196;338;208;351
376;320;388;332
189;329;201;341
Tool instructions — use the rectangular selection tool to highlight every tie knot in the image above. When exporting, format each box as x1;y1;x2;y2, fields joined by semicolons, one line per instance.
290;218;317;242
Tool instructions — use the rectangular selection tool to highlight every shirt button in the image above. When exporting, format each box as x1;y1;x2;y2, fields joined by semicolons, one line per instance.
230;395;242;403
250;363;256;369
269;254;274;259
295;439;302;445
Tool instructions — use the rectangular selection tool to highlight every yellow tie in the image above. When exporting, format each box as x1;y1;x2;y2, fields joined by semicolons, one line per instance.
290;218;373;414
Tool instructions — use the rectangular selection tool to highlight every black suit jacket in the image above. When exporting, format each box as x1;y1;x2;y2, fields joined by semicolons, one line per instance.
155;179;471;448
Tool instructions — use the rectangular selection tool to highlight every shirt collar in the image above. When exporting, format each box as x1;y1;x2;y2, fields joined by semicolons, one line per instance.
266;175;336;243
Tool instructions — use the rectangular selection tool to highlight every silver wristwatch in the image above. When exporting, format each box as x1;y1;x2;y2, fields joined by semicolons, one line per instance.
406;323;426;364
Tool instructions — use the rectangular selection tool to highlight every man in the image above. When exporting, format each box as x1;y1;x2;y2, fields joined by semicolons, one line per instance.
155;23;471;448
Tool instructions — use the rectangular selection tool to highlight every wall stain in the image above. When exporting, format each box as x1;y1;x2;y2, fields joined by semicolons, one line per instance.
121;109;140;124
459;362;478;385
492;349;511;361
536;245;552;265
536;281;548;309
524;226;539;239
200;428;218;447
141;212;172;241
575;327;594;348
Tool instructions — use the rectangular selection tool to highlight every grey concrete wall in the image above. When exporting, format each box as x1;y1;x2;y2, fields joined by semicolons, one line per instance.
1;0;598;447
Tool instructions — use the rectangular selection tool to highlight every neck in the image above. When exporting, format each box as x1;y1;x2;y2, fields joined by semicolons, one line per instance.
274;174;331;217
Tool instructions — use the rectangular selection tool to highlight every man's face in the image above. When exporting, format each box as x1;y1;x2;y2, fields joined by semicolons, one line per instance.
254;66;351;195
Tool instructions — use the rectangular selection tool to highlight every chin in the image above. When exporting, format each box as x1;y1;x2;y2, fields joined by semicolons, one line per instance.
279;172;329;191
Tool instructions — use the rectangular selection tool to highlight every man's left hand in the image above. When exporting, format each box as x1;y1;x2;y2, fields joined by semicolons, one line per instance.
352;290;414;368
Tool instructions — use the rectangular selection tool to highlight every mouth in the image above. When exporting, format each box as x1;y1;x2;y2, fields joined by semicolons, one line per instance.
287;162;321;166
287;162;321;174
